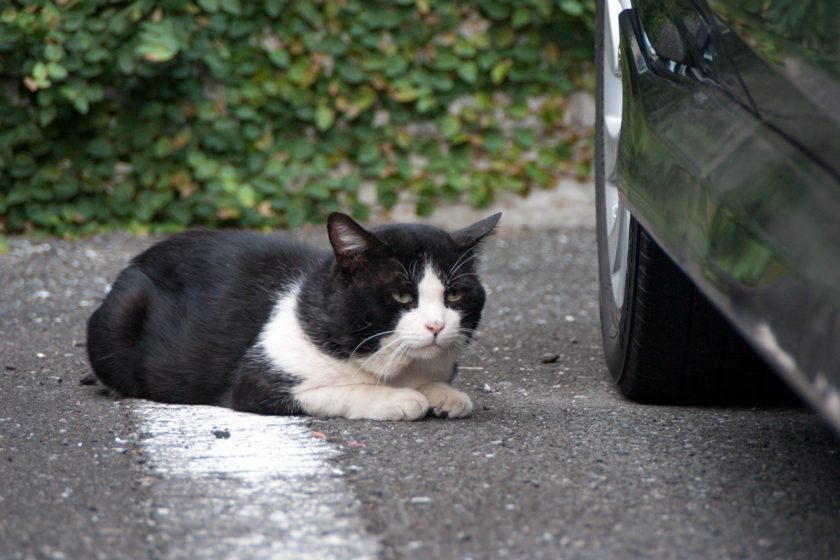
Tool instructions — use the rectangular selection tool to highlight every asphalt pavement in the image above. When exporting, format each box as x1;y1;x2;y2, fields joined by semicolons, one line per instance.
2;224;839;560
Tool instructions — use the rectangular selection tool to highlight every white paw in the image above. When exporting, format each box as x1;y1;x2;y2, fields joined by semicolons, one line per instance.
364;388;430;421
419;383;473;419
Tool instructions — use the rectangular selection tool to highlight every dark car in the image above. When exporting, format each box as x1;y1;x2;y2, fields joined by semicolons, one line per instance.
595;0;840;431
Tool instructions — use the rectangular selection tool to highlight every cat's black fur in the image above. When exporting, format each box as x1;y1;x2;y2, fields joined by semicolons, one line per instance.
87;229;310;408
87;213;500;417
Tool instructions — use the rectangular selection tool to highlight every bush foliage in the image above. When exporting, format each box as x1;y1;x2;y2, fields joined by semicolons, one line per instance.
0;0;594;237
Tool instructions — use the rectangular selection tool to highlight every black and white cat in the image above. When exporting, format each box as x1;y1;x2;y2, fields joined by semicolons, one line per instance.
87;212;500;421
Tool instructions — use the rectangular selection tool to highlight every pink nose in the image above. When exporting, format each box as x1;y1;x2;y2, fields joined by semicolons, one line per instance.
425;321;445;336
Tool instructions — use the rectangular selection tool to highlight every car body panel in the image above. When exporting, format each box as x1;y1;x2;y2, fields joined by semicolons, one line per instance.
614;0;840;430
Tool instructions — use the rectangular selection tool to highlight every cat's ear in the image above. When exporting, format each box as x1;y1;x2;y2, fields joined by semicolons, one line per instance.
450;212;502;250
327;213;386;268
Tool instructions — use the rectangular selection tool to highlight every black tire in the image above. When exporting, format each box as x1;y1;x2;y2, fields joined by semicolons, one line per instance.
598;218;783;404
594;0;792;405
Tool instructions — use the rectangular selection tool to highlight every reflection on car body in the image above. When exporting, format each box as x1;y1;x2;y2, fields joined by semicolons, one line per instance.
595;0;840;431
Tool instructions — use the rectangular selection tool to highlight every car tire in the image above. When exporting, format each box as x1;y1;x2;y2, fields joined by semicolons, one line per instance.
595;0;792;405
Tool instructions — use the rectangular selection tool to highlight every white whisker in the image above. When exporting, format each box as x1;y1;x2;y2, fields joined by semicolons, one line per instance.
379;340;409;381
449;251;480;278
449;272;479;284
393;259;412;283
352;336;403;377
349;330;397;360
455;329;489;357
448;248;474;275
410;259;422;282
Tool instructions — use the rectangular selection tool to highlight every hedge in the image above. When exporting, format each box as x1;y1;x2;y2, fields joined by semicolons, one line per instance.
0;0;595;241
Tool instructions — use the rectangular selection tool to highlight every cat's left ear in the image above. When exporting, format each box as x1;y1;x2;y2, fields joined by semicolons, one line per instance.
450;212;502;250
328;212;387;269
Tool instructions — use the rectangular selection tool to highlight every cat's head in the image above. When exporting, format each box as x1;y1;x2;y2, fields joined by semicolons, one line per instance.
323;212;501;378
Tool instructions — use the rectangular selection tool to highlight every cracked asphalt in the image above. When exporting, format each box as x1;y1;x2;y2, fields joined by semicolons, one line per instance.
2;224;839;560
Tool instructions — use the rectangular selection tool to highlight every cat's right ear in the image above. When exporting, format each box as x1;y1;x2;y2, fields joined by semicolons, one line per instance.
327;213;386;269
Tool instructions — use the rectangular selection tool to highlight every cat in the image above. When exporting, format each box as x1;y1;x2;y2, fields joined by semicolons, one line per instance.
86;212;501;421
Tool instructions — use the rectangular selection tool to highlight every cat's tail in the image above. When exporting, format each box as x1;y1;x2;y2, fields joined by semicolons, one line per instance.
86;266;154;398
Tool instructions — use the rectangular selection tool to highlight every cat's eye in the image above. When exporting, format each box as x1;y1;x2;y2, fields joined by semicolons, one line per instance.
446;292;463;303
392;292;413;304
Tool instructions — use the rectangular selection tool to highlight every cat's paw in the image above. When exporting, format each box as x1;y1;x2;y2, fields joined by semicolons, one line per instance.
364;388;430;421
419;382;473;419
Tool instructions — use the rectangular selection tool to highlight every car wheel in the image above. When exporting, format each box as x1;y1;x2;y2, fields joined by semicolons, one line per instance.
594;0;791;404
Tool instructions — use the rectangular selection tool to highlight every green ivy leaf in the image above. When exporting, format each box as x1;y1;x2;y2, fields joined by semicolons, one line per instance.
358;142;381;165
432;50;459;71
453;39;477;58
297;2;324;27
166;201;193;225
288;56;313;85
236;184;257;207
32;62;49;81
483;130;505;154
197;0;219;12
268;50;290;68
559;0;585;16
220;0;242;16
84;47;109;63
385;55;408;77
377;179;399;208
46;62;68;80
7;186;31;205
314;105;335;131
457;61;479;84
10;154;36;179
44;44;64;62
117;47;136;74
491;59;512;84
512;7;531;28
72;96;89;115
469;178;493;207
265;0;285;18
416;95;436;113
416;194;434;216
507;103;529;119
135;20;180;62
513;128;536;149
482;3;510;20
87;138;114;159
338;62;365;83
39;106;57;127
439;115;461;139
428;73;454;92
306;182;331;200
53;178;79;200
393;83;421;103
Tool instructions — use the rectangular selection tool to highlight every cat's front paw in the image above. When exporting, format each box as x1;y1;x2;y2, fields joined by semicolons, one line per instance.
365;388;430;421
419;382;473;419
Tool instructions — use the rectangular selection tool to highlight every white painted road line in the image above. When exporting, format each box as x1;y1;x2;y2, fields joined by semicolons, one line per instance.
135;403;379;560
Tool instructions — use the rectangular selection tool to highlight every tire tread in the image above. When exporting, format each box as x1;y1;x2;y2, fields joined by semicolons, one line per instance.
617;224;792;404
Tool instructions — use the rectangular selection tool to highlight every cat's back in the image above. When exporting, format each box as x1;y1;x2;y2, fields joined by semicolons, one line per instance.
131;229;326;292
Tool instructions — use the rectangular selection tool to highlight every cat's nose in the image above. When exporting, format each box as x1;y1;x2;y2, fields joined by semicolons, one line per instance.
425;321;445;336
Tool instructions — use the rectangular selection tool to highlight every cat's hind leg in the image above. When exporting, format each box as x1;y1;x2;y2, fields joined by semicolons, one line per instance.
87;267;155;397
229;355;303;416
